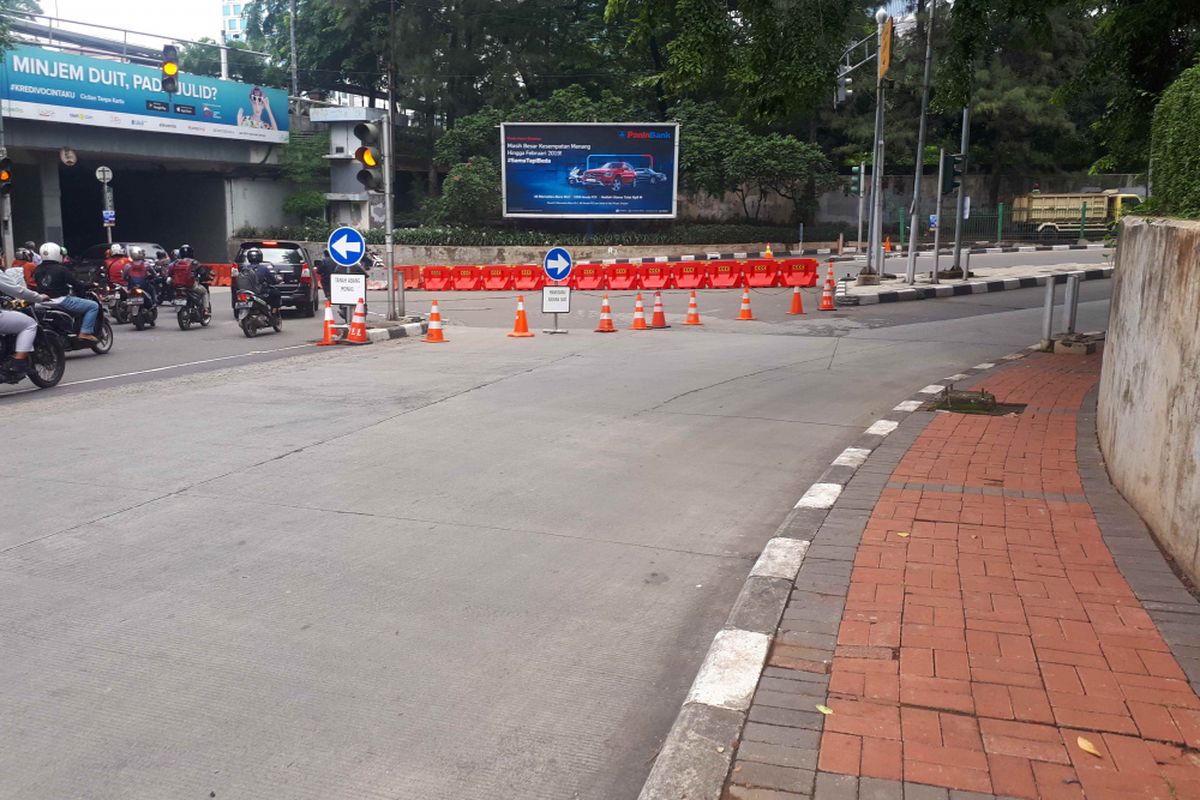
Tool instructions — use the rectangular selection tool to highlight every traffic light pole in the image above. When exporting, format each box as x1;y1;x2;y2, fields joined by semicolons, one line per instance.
856;160;866;252
0;108;12;264
905;0;936;285
952;106;971;273
932;148;945;284
385;0;400;320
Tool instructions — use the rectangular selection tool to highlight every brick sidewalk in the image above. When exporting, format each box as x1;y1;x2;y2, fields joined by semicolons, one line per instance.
725;352;1200;800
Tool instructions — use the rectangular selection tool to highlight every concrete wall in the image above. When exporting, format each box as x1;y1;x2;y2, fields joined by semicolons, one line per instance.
1098;217;1200;582
226;178;296;238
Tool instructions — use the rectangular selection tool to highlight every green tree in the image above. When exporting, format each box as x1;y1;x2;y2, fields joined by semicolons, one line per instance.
1150;64;1200;215
724;132;836;222
279;131;330;221
424;156;501;225
0;0;40;53
179;38;287;86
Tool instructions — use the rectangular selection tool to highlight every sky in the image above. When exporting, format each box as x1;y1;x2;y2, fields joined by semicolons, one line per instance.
43;0;223;46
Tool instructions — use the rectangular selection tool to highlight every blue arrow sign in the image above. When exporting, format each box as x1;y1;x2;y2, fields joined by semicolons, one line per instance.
542;246;573;282
327;226;366;268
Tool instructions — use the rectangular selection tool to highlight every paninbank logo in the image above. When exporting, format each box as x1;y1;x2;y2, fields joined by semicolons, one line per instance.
618;130;672;140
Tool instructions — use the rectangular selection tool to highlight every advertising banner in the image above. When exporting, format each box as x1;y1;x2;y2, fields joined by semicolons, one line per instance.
501;122;679;218
0;45;289;144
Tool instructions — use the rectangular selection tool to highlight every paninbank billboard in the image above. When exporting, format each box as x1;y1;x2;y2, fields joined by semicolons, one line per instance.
501;122;679;218
0;45;288;144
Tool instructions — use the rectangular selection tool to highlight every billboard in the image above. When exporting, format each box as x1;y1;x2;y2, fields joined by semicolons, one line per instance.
501;122;679;218
0;45;288;144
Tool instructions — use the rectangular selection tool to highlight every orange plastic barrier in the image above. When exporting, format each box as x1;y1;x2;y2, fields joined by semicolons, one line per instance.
481;265;513;290
422;266;453;292
451;265;482;291
570;263;607;290
639;263;674;290
607;264;640;291
673;262;710;290
403;266;421;290
781;258;819;287
206;263;234;287
708;260;746;289
744;259;783;288
511;265;545;291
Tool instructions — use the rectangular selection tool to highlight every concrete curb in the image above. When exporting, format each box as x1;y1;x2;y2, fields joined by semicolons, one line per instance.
365;321;428;342
637;345;1044;800
837;266;1113;306
599;242;1109;266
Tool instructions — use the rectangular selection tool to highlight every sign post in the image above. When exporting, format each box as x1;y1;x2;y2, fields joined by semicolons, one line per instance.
541;246;573;334
326;226;367;318
96;165;114;244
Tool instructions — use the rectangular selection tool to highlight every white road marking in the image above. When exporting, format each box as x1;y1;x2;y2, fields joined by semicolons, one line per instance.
973;362;996;370
795;483;843;509
944;373;969;381
865;419;899;436
918;384;945;394
58;344;315;387
686;628;771;711
749;538;810;581
832;447;872;468
893;400;923;412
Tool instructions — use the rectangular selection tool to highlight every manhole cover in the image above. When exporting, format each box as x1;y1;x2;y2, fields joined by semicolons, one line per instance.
926;384;1026;416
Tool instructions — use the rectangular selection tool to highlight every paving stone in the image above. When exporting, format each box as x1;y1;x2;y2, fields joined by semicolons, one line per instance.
742;721;822;750
902;784;949;800
729;760;814;794
813;771;858;800
858;776;904;800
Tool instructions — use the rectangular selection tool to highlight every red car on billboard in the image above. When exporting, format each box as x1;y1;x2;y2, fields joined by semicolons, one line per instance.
579;161;638;190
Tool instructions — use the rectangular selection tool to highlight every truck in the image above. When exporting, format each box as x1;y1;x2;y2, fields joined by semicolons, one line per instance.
1010;190;1142;237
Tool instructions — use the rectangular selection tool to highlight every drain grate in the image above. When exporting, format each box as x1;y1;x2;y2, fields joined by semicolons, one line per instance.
926;384;1027;416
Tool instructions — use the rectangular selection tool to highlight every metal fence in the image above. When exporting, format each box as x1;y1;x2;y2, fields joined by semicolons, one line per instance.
877;204;1115;248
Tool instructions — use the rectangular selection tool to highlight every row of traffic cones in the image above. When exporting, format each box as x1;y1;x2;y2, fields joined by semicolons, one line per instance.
315;299;371;346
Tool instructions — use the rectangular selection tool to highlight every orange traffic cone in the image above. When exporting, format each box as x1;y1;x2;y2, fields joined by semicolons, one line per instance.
764;242;774;259
650;290;670;328
507;294;534;338
424;298;447;342
684;290;702;326
885;235;892;253
595;294;617;333
316;300;338;345
346;298;371;344
825;261;835;289
630;292;649;330
819;280;836;311
736;288;755;320
787;286;805;315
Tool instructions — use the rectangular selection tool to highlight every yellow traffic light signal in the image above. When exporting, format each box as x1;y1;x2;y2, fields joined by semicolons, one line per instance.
353;121;384;192
355;146;378;169
161;44;179;94
0;158;12;196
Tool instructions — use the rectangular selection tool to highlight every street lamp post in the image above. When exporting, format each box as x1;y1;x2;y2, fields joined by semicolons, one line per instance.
905;0;936;285
863;8;889;282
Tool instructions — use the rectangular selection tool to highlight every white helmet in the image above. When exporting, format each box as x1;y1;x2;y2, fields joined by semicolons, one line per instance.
39;242;63;262
109;243;125;257
128;245;145;260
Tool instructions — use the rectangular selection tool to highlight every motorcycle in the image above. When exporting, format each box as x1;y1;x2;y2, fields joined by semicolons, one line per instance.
98;282;131;325
234;288;282;338
176;284;213;330
127;286;158;330
0;298;68;389
59;286;114;355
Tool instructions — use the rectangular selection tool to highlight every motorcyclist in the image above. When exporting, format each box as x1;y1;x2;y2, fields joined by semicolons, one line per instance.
0;264;49;379
169;244;212;312
31;242;100;342
10;248;38;289
122;245;157;306
246;248;280;313
106;243;131;287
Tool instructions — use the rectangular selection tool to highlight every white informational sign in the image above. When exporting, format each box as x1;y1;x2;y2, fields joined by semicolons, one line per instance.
964;196;971;220
331;273;367;306
542;285;571;314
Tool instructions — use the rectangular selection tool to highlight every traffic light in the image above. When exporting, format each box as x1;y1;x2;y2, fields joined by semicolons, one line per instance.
353;121;384;192
943;153;965;195
849;164;862;196
161;45;179;94
835;74;853;106
0;158;11;196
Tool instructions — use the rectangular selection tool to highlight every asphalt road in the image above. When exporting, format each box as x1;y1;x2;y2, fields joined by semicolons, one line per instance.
1;275;1112;799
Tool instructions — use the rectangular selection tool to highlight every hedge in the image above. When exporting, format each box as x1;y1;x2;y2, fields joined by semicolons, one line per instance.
1150;64;1200;216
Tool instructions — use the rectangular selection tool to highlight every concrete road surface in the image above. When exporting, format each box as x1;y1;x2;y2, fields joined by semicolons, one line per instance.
0;281;1111;799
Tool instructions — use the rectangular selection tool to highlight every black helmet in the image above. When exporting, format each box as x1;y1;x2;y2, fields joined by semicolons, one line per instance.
178;244;194;260
245;248;263;265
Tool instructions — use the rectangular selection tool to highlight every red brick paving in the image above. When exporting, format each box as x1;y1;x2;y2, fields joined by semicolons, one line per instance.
816;354;1200;799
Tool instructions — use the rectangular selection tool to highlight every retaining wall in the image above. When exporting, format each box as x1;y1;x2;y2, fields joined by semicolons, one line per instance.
1098;217;1200;583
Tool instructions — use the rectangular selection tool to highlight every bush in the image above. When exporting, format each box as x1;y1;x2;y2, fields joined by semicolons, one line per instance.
424;157;501;226
1150;64;1200;216
282;190;328;220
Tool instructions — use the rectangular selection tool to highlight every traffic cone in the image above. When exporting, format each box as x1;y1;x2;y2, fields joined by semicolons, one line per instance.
825;261;835;289
885;235;892;253
595;294;617;333
315;300;337;345
819;279;836;311
507;294;535;338
764;242;774;259
346;298;371;344
650;290;670;328
630;292;649;330
736;288;755;320
787;286;805;315
424;298;447;342
683;290;702;326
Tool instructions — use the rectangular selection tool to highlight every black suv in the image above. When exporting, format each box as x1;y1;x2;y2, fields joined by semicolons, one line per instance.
232;240;319;317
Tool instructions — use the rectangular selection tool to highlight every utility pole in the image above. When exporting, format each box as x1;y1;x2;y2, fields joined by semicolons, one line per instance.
952;107;971;273
905;0;936;285
856;159;866;252
932;148;945;284
863;9;890;282
384;0;400;319
288;0;299;97
219;32;229;80
0;100;12;264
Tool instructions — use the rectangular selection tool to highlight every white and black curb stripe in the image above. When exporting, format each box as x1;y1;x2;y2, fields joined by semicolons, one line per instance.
838;266;1113;306
637;347;1040;800
365;321;428;343
597;242;1108;266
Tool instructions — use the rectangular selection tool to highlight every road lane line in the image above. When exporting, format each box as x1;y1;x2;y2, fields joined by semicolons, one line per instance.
59;344;315;387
